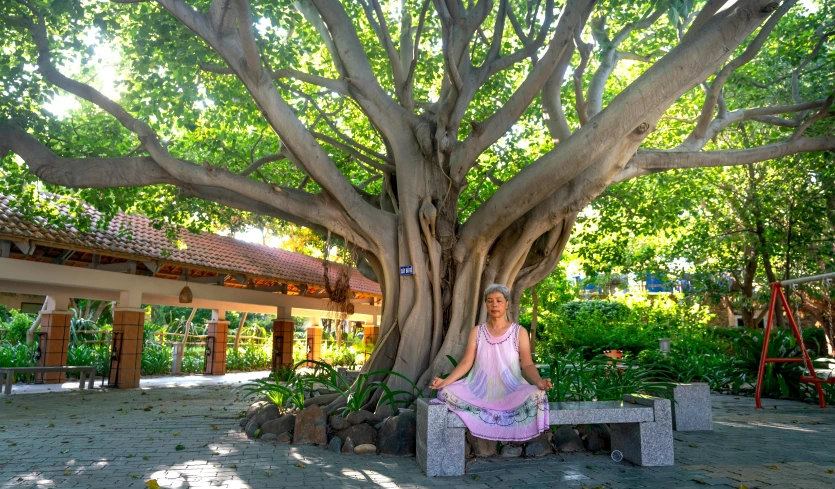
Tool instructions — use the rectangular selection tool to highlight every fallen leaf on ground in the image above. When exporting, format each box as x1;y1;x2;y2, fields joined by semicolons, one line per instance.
63;470;71;476
265;471;272;477
175;445;185;451
210;425;218;430
295;463;306;469
145;480;160;489
172;432;180;436
693;479;706;484
142;456;149;460
130;473;140;479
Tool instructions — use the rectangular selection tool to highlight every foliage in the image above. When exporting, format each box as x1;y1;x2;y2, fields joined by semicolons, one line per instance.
0;342;34;381
306;360;422;416
239;366;307;412
2;310;35;345
544;348;675;402
709;327;832;401
66;344;110;378
227;343;271;372
141;342;173;376
539;294;715;358
322;343;358;368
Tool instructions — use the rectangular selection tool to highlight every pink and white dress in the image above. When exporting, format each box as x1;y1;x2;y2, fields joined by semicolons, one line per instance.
434;323;550;441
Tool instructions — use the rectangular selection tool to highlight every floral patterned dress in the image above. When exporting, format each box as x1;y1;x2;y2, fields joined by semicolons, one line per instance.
434;323;549;441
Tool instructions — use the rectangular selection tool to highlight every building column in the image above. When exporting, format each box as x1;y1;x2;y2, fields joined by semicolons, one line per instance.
272;318;295;371
110;307;145;389
205;309;229;376
37;295;73;384
362;323;380;347
306;319;323;367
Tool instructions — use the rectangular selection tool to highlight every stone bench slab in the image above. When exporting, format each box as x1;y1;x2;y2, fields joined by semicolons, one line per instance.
446;400;654;428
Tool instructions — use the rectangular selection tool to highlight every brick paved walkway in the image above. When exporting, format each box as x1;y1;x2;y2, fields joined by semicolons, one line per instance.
2;378;834;488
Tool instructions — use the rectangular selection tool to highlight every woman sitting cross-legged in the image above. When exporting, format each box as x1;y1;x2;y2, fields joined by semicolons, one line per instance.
429;283;552;442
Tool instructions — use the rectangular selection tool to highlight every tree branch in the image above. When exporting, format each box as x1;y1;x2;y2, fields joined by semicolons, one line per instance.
618;137;835;182
199;61;349;95
452;0;782;263
450;0;595;182
687;0;798;144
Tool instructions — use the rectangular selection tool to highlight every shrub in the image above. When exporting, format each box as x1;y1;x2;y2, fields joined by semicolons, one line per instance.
227;343;271;371
0;342;34;381
4;310;35;345
543;348;674;402
67;344;110;378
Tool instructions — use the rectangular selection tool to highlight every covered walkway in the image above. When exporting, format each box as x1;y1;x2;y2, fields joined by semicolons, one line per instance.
0;194;382;388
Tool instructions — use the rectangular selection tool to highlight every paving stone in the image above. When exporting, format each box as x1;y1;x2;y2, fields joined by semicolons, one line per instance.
4;373;835;488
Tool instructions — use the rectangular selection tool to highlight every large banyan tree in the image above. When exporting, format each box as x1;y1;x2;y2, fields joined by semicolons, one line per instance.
1;0;833;399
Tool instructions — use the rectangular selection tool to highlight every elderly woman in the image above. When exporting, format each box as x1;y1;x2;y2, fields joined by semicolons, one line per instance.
429;284;552;442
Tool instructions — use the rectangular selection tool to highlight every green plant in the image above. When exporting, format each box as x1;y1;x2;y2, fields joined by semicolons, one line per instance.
67;344;110;378
4;310;34;345
0;342;34;381
544;348;674;402
239;366;307;411
226;343;271;371
306;360;422;416
141;342;172;375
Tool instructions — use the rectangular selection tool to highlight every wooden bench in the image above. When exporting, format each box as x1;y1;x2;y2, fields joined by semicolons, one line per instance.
417;394;673;477
0;366;96;395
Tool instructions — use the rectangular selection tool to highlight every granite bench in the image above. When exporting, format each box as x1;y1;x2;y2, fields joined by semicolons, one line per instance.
417;394;673;477
0;366;96;394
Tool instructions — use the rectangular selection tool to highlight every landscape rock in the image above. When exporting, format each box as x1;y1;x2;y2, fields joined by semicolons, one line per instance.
252;404;281;426
293;405;327;445
466;431;497;457
328;436;343;453
260;433;278;442
342;437;355;454
523;441;546;457
577;424;610;452
261;414;296;436
500;444;523;457
345;410;379;426
337;423;377;447
245;419;260;439
239;418;249;428
276;431;291;443
555;425;584;452
377;411;416;456
354;444;377;455
246;401;268;419
330;415;351;431
524;431;554;457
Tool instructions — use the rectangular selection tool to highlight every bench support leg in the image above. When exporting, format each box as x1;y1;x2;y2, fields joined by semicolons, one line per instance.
417;399;466;476
88;367;96;389
3;373;11;395
79;371;86;390
610;395;674;466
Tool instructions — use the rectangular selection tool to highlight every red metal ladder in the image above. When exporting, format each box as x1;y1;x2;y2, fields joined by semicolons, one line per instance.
755;280;835;408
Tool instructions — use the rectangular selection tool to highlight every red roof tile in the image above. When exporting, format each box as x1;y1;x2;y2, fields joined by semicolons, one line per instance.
0;194;381;296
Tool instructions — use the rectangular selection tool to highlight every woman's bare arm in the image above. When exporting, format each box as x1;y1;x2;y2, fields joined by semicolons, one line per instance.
519;326;551;391
430;326;479;389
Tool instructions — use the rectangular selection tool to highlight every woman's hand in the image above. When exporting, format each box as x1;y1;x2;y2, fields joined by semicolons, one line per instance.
535;378;553;391
429;377;448;390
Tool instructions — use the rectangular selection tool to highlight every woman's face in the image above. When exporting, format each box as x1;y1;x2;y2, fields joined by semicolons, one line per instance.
485;291;508;320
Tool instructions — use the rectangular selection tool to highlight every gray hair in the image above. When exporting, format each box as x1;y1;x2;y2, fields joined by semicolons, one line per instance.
483;283;511;303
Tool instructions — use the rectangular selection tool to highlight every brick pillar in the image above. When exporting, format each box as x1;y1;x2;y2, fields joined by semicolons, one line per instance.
306;325;323;367
111;308;145;389
362;324;380;347
38;311;73;384
272;319;295;371
205;320;229;376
